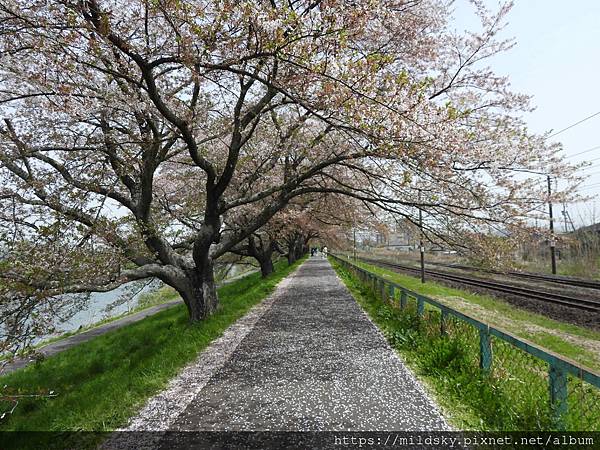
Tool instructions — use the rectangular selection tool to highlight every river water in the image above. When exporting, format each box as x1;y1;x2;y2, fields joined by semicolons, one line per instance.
56;279;161;333
37;263;252;343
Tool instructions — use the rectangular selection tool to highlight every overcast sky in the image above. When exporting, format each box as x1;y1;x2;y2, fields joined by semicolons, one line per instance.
453;0;600;230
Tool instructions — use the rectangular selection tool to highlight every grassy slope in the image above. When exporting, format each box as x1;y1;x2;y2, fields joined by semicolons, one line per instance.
0;258;303;440
15;287;181;353
24;266;261;353
349;259;600;371
330;258;600;431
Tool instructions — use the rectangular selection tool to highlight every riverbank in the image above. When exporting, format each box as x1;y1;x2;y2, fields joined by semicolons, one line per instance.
0;259;303;450
1;266;260;372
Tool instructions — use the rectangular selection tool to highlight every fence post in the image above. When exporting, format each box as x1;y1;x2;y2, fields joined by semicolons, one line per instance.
549;361;568;430
440;310;447;336
336;259;593;433
479;327;492;373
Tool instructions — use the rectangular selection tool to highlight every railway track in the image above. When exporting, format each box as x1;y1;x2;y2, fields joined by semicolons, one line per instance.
424;260;600;290
357;257;600;313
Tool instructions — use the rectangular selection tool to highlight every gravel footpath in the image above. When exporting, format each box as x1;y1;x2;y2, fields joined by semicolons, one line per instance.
172;257;448;431
104;258;449;449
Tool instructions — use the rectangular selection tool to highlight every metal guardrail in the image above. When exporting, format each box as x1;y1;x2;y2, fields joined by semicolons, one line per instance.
330;254;600;430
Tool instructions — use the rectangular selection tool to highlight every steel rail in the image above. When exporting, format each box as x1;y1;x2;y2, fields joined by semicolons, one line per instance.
357;257;600;313
424;260;600;290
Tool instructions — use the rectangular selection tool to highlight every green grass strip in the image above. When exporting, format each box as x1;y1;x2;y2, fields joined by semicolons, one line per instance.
0;258;304;448
330;258;600;432
349;258;600;371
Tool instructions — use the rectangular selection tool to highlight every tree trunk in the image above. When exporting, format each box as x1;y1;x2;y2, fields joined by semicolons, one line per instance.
259;257;274;278
183;217;221;322
294;240;304;261
286;234;305;265
287;250;296;265
257;244;275;278
177;261;218;322
245;235;275;278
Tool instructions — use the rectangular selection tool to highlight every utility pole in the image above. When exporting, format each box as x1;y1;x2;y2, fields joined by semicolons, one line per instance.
418;190;425;283
561;202;576;233
547;175;557;275
498;167;560;273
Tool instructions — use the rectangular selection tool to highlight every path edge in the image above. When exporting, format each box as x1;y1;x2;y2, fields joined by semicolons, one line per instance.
328;257;453;431
109;260;306;435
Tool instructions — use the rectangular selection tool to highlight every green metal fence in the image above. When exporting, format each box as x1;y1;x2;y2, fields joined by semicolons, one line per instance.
330;254;600;431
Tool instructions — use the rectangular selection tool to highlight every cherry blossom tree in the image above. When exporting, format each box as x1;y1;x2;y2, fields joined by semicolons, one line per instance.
0;0;580;332
227;215;284;278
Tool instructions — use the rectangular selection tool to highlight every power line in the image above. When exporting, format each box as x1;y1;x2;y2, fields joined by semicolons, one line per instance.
578;182;600;191
548;111;600;139
572;155;600;167
565;144;600;159
581;161;600;170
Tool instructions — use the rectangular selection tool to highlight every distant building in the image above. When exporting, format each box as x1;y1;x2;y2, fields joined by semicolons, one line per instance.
375;220;418;251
